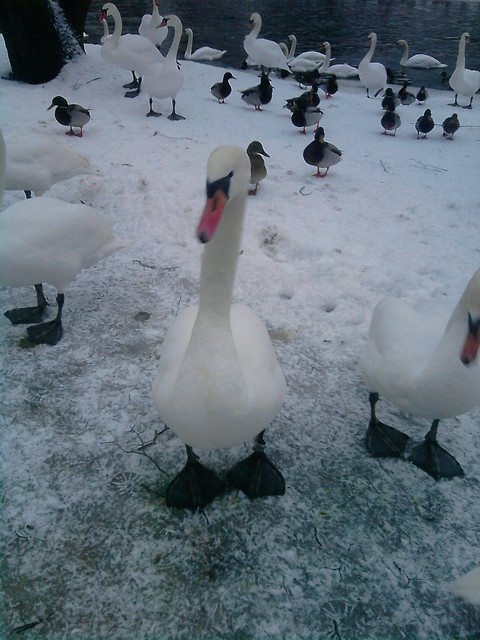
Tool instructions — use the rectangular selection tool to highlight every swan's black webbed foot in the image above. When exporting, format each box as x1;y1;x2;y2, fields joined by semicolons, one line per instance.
227;431;285;498
4;283;48;325
167;99;185;121
125;87;141;98
365;392;410;457
27;318;63;345
166;446;225;510
123;72;139;89
146;98;161;117
408;419;464;480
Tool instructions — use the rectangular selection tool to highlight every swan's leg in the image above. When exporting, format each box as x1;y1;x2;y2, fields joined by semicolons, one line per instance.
365;392;410;458
123;71;139;89
125;77;142;98
26;293;64;345
408;419;464;480
226;431;285;499
167;99;185;121
165;445;225;510
462;97;473;110
146;98;162;117
248;184;258;196
4;283;49;325
448;93;459;107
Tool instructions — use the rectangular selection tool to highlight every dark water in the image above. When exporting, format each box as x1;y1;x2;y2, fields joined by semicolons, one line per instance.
86;0;480;91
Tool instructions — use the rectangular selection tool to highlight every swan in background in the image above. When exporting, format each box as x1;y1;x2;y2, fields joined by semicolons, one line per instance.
243;12;290;73
358;32;387;98
451;567;480;605
100;17;109;44
152;146;286;510
360;269;480;479
138;0;167;48
303;127;342;177
143;15;185;119
395;39;447;69
321;41;359;78
101;2;163;97
449;32;480;109
0;129;128;346
47;96;90;137
184;27;226;61
5;133;98;198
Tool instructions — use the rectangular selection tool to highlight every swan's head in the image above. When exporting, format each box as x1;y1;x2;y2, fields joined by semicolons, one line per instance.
159;14;181;30
367;32;377;45
249;13;261;29
462;33;470;45
460;269;480;366
101;3;116;17
196;146;250;244
395;39;407;48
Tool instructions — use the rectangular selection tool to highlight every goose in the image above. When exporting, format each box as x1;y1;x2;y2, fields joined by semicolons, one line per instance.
0;129;128;346
288;104;323;134
184;27;226;61
416;85;429;104
380;108;401;136
210;72;235;103
152;146;286;510
243;12;290;73
449;33;480;109
5;133;97;198
382;87;400;111
397;81;416;106
138;0;168;48
451;567;480;605
47;96;90;137
143;15;185;120
246;140;269;195
415;108;434;138
303;126;342;178
240;73;273;111
395;39;447;69
358;32;387;98
101;2;163;97
360;269;480;479
442;113;460;139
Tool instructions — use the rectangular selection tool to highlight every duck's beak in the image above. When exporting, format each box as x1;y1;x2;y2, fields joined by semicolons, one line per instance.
47;103;54;110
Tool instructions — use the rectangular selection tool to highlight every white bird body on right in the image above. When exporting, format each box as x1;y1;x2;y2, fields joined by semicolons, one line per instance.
449;32;480;109
358;32;387;98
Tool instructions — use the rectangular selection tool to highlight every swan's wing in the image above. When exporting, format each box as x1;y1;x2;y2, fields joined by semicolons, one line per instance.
451;567;480;606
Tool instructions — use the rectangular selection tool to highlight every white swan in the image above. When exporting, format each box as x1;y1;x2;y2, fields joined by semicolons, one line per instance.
184;27;226;61
100;18;109;44
395;39;447;69
143;15;185;120
0;129;128;346
138;0;168;48
360;269;480;479
152;146;286;509
358;32;387;98
320;41;359;78
101;2;163;97
449;32;480;109
5;133;98;198
451;567;480;605
243;12;290;73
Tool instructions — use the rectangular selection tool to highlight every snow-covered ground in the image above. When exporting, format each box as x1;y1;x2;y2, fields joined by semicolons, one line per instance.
1;34;480;638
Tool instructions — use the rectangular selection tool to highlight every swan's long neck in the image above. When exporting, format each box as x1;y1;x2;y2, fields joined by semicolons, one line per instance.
109;6;122;43
166;18;182;61
251;16;261;40
185;29;193;57
456;35;466;71
399;41;408;65
319;42;331;73
361;35;376;65
288;35;297;58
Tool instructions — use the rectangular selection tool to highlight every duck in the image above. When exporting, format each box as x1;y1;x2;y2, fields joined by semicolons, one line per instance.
395;39;447;69
303;127;342;178
451;567;480;606
210;72;235;103
382;88;400;111
240;73;274;111
100;2;163;98
386;66;411;85
184;27;226;61
284;82;321;110
380;108;401;136
47;96;90;137
4;132;98;198
415;108;434;138
0;129;128;346
138;0;168;48
289;104;323;134
143;15;185;120
152;146;286;510
416;85;429;104
449;32;480;109
442;113;460;139
397;81;416;106
246;140;269;195
360;269;480;479
358;32;387;98
243;12;290;74
319;73;338;98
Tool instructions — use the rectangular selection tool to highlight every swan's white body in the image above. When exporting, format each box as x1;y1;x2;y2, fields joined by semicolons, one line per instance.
358;32;387;97
451;567;480;606
143;15;184;107
101;3;163;77
449;33;480;107
320;42;358;78
153;146;286;450
243;12;290;72
138;0;167;47
100;18;109;44
361;270;480;420
396;39;447;69
4;133;97;197
184;28;226;61
288;56;322;73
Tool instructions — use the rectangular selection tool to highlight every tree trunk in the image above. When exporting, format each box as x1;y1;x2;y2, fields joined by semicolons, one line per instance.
0;0;92;84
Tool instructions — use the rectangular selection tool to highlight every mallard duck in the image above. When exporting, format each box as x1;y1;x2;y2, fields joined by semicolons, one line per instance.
210;72;235;103
397;81;416;106
415;108;434;138
246;140;269;195
382;88;400;111
303;127;342;178
240;73;273;111
381;109;401;136
442;113;460;139
289;105;323;134
47;96;90;137
416;85;429;104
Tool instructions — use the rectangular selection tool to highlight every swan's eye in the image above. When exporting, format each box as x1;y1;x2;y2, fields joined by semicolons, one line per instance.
206;172;233;199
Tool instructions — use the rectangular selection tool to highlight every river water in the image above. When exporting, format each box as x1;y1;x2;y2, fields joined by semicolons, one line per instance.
86;0;480;91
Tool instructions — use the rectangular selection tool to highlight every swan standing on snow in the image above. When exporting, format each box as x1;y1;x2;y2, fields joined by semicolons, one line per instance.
5;133;97;198
358;32;387;98
138;0;168;48
101;2;163;97
143;15;185;119
360;269;480;479
451;567;480;605
449;32;480;109
395;39;447;69
184;27;226;61
152;146;286;510
47;96;90;137
0;130;128;346
243;12;290;74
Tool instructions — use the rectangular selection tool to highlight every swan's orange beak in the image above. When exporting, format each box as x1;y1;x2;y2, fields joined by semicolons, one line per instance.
460;321;480;365
197;189;227;244
99;10;107;21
